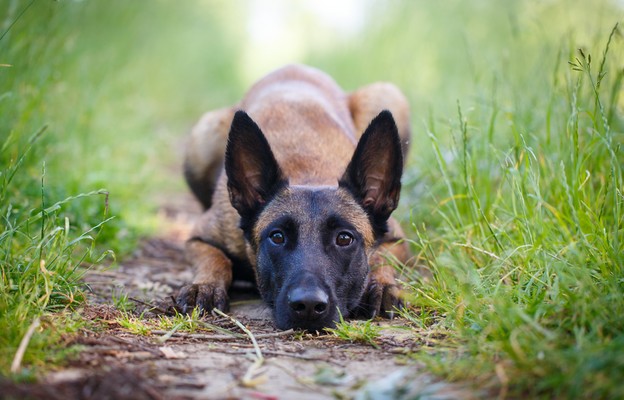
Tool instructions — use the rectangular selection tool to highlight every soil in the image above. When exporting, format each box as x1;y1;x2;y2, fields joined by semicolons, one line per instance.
1;195;473;400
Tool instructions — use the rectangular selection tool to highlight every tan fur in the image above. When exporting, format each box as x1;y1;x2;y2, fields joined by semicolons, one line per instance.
187;239;232;286
185;107;233;182
240;66;357;186
184;107;235;208
368;218;412;303
181;64;413;315
349;82;411;156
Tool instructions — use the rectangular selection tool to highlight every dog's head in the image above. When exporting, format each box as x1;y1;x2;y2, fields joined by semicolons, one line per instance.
225;110;403;330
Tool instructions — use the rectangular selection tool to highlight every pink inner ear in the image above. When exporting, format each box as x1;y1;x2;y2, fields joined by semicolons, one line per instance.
245;170;263;184
254;189;267;205
363;194;377;208
363;175;384;208
245;172;266;203
241;154;263;186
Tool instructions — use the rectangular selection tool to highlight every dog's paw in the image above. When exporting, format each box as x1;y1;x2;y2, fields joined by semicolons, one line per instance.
359;278;404;319
175;283;229;315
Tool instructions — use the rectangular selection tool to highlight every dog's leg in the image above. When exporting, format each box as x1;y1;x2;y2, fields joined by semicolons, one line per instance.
176;237;233;314
348;83;411;159
184;107;234;209
359;217;412;318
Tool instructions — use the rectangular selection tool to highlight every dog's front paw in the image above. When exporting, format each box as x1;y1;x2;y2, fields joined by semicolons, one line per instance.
175;283;229;315
359;275;404;319
359;265;403;318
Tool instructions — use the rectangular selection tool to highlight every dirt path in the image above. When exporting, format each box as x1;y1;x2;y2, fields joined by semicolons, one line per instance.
4;195;470;400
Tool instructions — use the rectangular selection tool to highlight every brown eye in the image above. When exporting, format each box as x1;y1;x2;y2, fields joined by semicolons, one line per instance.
336;232;354;247
269;231;285;245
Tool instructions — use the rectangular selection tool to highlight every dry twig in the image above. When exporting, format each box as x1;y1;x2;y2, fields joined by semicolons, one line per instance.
11;317;40;373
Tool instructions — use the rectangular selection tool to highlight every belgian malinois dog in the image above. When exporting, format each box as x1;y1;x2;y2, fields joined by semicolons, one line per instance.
177;65;412;330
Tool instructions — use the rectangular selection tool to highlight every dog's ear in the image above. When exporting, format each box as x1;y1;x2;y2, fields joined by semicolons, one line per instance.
225;111;286;223
339;110;403;235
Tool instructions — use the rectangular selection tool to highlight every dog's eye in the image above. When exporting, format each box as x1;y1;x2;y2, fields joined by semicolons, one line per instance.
269;230;285;245
335;232;354;247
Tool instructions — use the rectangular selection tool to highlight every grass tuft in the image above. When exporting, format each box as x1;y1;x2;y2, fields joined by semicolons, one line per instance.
0;130;112;375
325;311;381;349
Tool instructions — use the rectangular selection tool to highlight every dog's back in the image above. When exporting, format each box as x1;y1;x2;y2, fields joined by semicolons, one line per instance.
240;65;358;186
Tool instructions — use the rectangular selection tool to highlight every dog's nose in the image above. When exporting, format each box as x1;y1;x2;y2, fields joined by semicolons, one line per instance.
288;287;329;320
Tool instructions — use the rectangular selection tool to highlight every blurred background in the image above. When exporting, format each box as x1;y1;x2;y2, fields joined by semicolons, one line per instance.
1;0;621;241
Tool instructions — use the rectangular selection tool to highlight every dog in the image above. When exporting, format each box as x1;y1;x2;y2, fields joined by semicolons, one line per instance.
176;64;413;330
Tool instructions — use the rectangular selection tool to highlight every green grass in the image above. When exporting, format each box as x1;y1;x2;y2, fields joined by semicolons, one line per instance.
114;309;242;341
325;311;382;349
0;129;111;377
2;0;624;397
1;0;241;376
397;22;624;400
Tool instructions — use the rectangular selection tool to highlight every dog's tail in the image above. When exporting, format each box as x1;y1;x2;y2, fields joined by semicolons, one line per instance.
184;107;234;209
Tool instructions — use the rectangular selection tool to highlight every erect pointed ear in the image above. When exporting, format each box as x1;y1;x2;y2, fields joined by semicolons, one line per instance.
339;110;403;235
225;110;286;223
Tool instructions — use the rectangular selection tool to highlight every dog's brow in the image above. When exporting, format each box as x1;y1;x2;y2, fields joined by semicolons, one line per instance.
326;214;355;230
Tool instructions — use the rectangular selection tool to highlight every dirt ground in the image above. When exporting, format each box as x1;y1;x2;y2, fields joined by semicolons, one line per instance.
2;195;472;400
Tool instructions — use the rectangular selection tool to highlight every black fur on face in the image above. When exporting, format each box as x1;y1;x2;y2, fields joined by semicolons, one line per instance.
254;188;371;331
